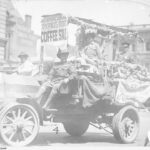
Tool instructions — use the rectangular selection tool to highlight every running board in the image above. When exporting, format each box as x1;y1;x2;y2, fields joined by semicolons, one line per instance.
44;108;58;113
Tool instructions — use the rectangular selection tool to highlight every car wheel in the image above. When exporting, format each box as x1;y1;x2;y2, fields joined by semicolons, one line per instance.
112;105;140;144
0;104;40;146
63;120;89;136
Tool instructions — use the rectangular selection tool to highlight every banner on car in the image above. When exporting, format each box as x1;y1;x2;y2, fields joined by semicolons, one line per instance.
115;78;150;104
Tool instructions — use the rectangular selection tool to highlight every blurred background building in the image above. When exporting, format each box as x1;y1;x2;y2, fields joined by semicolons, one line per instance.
120;24;150;70
0;0;39;65
0;0;7;63
1;0;150;70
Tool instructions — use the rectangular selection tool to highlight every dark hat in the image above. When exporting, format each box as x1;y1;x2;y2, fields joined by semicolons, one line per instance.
18;52;28;58
86;32;96;39
57;48;69;59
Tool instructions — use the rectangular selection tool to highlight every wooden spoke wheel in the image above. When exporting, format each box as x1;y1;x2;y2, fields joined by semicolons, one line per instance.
0;104;39;146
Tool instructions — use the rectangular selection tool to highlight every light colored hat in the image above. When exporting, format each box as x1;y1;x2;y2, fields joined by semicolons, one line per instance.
18;52;28;58
122;43;130;48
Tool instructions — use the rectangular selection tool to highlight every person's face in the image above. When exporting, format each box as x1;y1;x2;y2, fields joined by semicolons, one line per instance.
20;56;27;63
88;37;93;43
60;56;67;63
76;28;81;37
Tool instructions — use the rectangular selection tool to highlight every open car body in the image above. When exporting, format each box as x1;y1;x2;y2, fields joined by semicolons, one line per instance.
0;71;140;146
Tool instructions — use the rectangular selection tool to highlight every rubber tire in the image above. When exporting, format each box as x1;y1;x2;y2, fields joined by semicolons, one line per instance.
112;105;140;144
63;120;89;137
0;103;40;146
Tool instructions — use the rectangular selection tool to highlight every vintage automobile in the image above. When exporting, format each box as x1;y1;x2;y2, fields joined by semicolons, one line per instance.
0;14;144;146
0;66;140;146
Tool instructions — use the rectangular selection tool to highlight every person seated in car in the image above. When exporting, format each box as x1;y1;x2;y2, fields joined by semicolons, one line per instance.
33;49;77;109
15;52;36;76
116;43;134;63
77;33;104;76
131;65;150;82
82;33;102;64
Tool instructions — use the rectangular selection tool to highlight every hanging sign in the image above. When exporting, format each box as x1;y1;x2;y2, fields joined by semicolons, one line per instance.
41;13;68;58
41;14;67;43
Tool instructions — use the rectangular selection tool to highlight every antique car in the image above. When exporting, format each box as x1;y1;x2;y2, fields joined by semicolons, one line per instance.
0;67;140;146
0;14;144;146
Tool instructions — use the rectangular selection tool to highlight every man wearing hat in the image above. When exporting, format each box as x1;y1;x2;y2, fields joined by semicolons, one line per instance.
116;42;135;63
33;49;77;109
17;52;35;75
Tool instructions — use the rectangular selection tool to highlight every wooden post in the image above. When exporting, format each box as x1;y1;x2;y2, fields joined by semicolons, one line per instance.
40;45;44;74
115;34;121;60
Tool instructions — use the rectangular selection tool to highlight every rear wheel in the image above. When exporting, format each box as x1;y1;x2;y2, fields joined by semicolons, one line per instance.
63;119;89;136
112;105;139;144
0;104;40;146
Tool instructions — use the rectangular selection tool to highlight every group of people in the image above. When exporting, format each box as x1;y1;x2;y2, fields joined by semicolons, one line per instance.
7;32;103;111
112;47;150;82
15;32;150;109
16;32;148;110
111;61;150;81
8;31;150;146
33;33;104;109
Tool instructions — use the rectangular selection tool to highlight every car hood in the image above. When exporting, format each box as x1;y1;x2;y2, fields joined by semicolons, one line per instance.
0;73;40;99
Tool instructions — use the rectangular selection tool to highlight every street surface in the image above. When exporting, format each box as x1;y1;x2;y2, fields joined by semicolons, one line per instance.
2;110;150;150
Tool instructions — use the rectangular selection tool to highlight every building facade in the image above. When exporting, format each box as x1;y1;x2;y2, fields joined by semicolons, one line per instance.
0;0;39;64
0;0;7;62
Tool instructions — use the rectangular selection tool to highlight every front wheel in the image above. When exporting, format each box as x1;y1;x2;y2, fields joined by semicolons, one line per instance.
0;104;40;146
63;119;89;136
112;105;140;144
